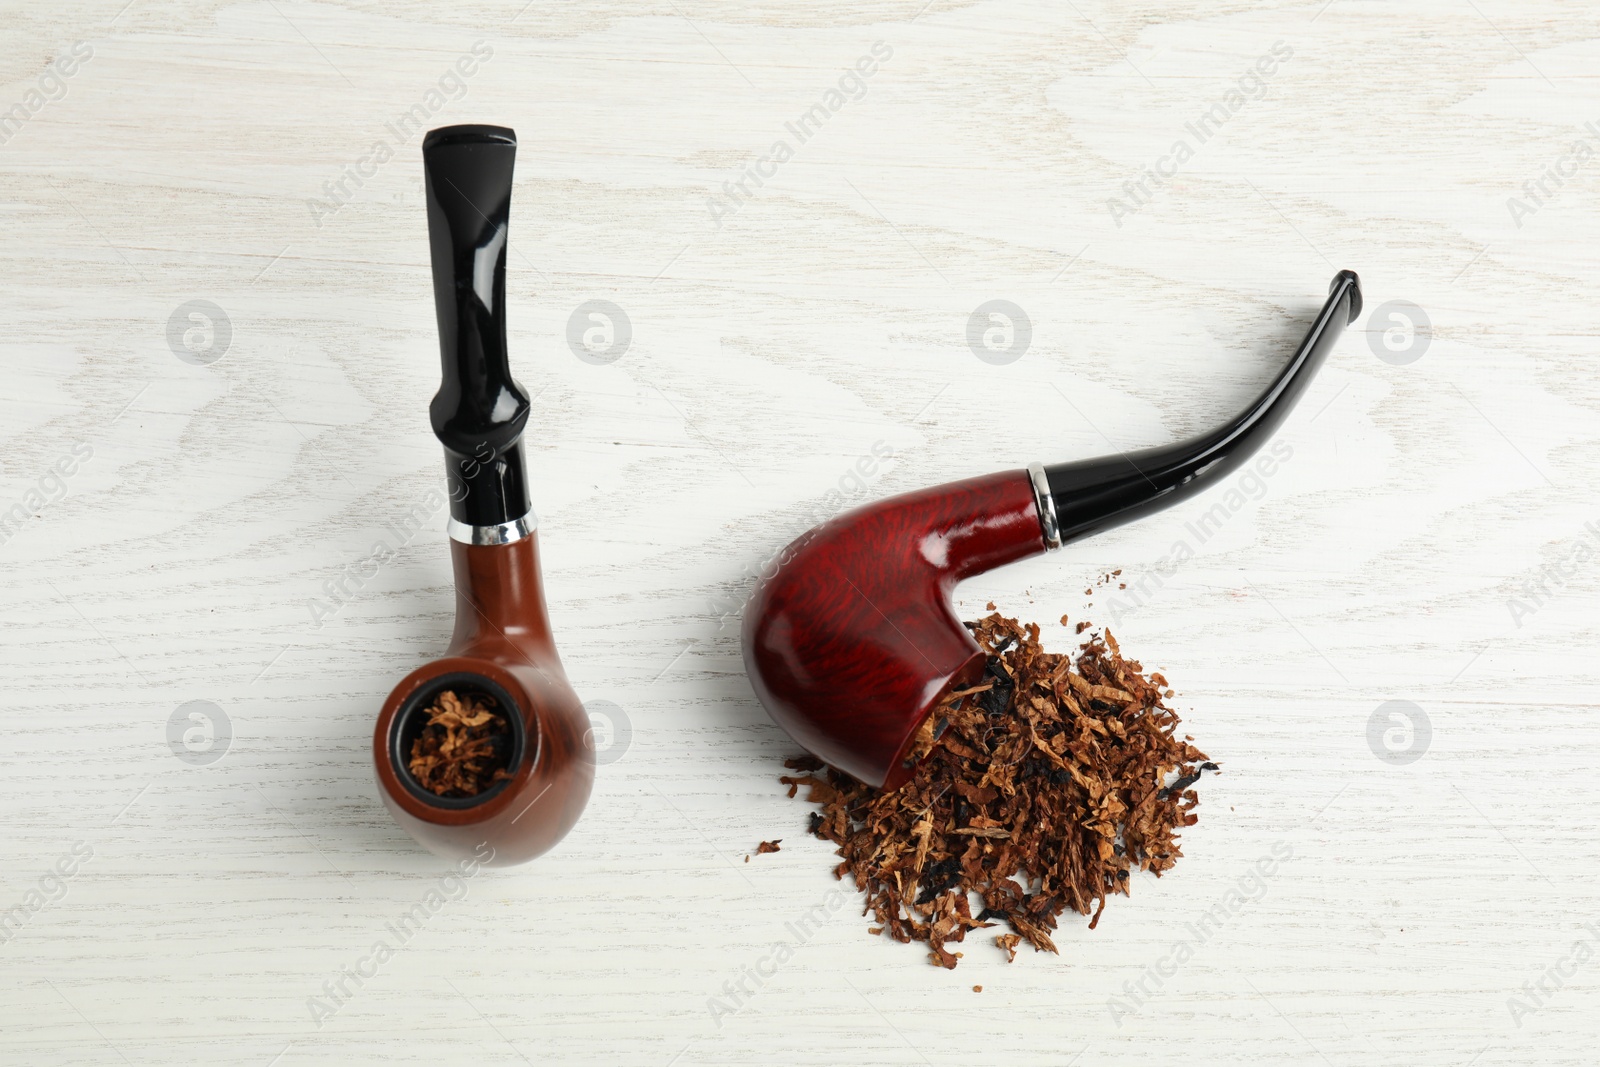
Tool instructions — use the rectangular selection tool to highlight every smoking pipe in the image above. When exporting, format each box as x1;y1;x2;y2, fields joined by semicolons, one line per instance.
372;125;593;866
743;271;1361;790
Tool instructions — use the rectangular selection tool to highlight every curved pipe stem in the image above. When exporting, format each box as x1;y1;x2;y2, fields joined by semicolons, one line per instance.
1041;270;1361;546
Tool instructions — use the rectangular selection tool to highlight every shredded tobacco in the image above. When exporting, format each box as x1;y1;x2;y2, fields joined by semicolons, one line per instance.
406;689;514;799
746;839;783;862
780;611;1216;969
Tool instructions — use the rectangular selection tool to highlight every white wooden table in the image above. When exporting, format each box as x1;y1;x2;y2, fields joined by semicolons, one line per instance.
4;1;1598;1063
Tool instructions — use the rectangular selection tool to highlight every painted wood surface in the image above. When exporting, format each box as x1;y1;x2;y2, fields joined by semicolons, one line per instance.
3;1;1599;1063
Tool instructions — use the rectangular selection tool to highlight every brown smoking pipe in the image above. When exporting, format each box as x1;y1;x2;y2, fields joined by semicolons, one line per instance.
743;271;1361;790
372;125;592;866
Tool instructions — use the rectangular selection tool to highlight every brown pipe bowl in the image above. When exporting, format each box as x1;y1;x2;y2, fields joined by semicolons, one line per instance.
373;536;594;866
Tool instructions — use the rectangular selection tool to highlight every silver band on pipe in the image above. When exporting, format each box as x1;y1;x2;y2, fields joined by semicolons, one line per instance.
1027;463;1061;550
448;510;538;546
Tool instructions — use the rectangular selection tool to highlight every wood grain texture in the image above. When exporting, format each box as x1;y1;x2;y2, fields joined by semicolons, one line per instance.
3;1;1599;1064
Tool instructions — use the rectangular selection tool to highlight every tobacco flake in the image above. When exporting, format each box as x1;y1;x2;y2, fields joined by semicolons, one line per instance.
406;689;514;799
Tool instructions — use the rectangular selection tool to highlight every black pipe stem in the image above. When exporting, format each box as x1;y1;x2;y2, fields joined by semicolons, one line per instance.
422;124;532;527
1042;270;1361;546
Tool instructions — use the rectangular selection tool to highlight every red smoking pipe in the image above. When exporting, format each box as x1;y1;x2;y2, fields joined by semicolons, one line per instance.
743;271;1361;789
373;126;593;866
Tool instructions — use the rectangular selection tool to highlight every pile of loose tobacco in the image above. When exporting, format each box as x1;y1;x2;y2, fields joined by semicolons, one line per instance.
407;689;514;798
780;611;1215;968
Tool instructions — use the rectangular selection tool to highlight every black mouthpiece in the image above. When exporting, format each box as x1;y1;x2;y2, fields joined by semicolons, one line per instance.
423;124;531;527
1043;270;1361;544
